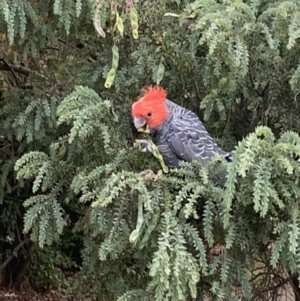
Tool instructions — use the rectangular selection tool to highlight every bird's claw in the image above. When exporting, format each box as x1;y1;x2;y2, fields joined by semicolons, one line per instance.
139;169;164;181
134;140;169;173
134;139;153;153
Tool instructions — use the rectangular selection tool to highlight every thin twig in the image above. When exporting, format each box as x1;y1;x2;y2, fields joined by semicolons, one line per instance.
0;59;48;79
0;238;30;271
0;58;20;86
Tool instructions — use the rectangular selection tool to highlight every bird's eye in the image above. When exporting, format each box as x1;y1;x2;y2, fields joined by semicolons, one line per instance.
147;112;152;117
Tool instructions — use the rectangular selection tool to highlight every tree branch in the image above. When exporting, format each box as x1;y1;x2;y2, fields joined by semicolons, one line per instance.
0;59;48;80
0;238;30;272
0;58;20;86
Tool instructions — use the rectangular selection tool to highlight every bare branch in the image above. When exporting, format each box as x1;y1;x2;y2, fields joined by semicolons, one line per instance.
0;59;48;80
0;58;20;86
0;238;30;272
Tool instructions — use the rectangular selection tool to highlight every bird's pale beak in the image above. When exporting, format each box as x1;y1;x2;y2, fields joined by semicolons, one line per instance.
133;117;146;129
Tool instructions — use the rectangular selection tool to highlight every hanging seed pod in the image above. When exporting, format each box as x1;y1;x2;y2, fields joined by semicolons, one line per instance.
130;6;139;39
125;0;133;14
104;68;116;88
104;45;119;88
132;29;138;39
110;2;117;23
93;1;106;38
155;58;165;85
111;2;117;16
115;12;124;37
57;144;67;159
129;198;144;243
111;45;119;69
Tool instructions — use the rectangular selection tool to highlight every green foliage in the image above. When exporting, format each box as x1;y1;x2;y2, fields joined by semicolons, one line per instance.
1;0;300;300
223;126;300;274
0;0;93;54
183;0;300;139
29;244;76;290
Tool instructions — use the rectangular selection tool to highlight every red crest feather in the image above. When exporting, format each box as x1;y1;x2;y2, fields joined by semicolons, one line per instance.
140;86;167;102
131;85;169;128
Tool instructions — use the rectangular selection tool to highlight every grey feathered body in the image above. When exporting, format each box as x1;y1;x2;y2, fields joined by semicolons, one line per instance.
150;99;232;168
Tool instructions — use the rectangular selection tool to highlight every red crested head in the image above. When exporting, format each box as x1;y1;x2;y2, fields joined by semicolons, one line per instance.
131;86;169;129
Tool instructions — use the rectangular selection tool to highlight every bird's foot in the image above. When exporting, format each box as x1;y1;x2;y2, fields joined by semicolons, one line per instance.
134;139;169;173
134;139;153;152
139;169;164;181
